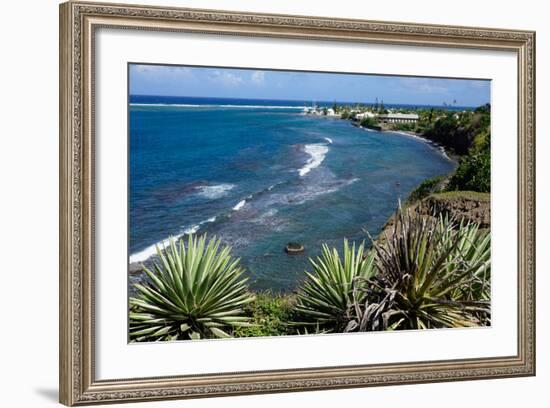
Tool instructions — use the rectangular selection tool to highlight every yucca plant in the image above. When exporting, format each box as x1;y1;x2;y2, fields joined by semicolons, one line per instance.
129;234;255;342
348;205;491;332
293;239;376;332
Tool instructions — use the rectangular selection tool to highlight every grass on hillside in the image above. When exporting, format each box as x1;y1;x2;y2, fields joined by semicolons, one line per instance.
430;190;490;201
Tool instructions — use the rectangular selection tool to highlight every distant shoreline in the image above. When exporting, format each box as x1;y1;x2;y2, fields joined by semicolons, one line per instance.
343;118;457;163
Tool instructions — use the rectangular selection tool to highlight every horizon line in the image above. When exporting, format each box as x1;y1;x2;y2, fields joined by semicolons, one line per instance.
129;94;488;109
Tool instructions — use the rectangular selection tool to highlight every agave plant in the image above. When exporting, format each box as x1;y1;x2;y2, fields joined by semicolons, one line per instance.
439;219;491;326
129;234;255;342
346;205;491;332
440;219;491;303
293;239;376;332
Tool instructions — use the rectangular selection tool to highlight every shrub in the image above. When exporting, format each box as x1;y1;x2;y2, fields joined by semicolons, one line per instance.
447;144;490;192
129;234;255;342
359;116;377;127
234;292;295;337
293;240;376;332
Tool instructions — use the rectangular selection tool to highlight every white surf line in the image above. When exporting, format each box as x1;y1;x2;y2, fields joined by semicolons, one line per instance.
129;218;217;263
129;234;183;264
298;143;330;177
130;103;307;109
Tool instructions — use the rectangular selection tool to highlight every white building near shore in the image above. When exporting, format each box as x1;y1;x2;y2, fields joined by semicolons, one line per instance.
355;112;376;120
377;113;419;124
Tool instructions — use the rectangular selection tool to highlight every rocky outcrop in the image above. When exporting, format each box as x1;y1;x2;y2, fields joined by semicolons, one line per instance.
417;192;490;228
379;191;490;240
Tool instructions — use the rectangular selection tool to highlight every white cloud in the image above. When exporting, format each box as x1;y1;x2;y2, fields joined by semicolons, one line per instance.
250;71;265;85
399;78;450;94
208;70;244;87
132;64;193;78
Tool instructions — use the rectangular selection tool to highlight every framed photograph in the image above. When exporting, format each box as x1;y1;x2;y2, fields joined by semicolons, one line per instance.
59;1;536;405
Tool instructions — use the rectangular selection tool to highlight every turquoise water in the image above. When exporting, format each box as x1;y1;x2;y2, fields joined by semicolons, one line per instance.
129;97;455;291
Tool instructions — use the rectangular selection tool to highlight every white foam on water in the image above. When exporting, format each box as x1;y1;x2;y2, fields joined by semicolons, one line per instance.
195;183;235;199
298;144;330;177
324;137;333;144
232;200;247;211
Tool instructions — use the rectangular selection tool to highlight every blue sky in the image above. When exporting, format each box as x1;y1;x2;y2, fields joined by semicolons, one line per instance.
129;64;491;107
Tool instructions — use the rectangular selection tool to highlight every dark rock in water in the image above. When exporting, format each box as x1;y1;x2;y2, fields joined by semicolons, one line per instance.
129;262;144;275
285;242;304;254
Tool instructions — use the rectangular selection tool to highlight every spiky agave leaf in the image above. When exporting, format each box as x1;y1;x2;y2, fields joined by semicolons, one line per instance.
129;234;255;342
293;239;376;332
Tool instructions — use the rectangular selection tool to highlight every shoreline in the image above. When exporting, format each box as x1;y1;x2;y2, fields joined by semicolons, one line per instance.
384;129;457;163
357;124;458;163
303;109;458;164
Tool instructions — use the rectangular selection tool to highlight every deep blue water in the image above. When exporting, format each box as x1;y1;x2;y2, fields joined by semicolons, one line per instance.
129;96;455;291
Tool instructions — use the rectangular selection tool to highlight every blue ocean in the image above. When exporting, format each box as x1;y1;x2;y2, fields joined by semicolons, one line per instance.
129;95;455;292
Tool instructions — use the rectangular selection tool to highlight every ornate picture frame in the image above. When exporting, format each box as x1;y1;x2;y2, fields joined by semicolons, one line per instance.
59;1;535;405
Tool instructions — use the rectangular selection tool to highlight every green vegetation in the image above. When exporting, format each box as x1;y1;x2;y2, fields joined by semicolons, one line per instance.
406;175;447;203
397;103;492;196
419;103;491;193
390;122;417;132
345;205;491;331
293;240;376;332
431;190;490;201
129;235;254;342
340;110;351;120
359;116;377;127
447;129;490;192
234;292;295;337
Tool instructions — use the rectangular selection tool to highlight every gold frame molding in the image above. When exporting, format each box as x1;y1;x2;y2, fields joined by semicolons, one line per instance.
59;1;536;405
